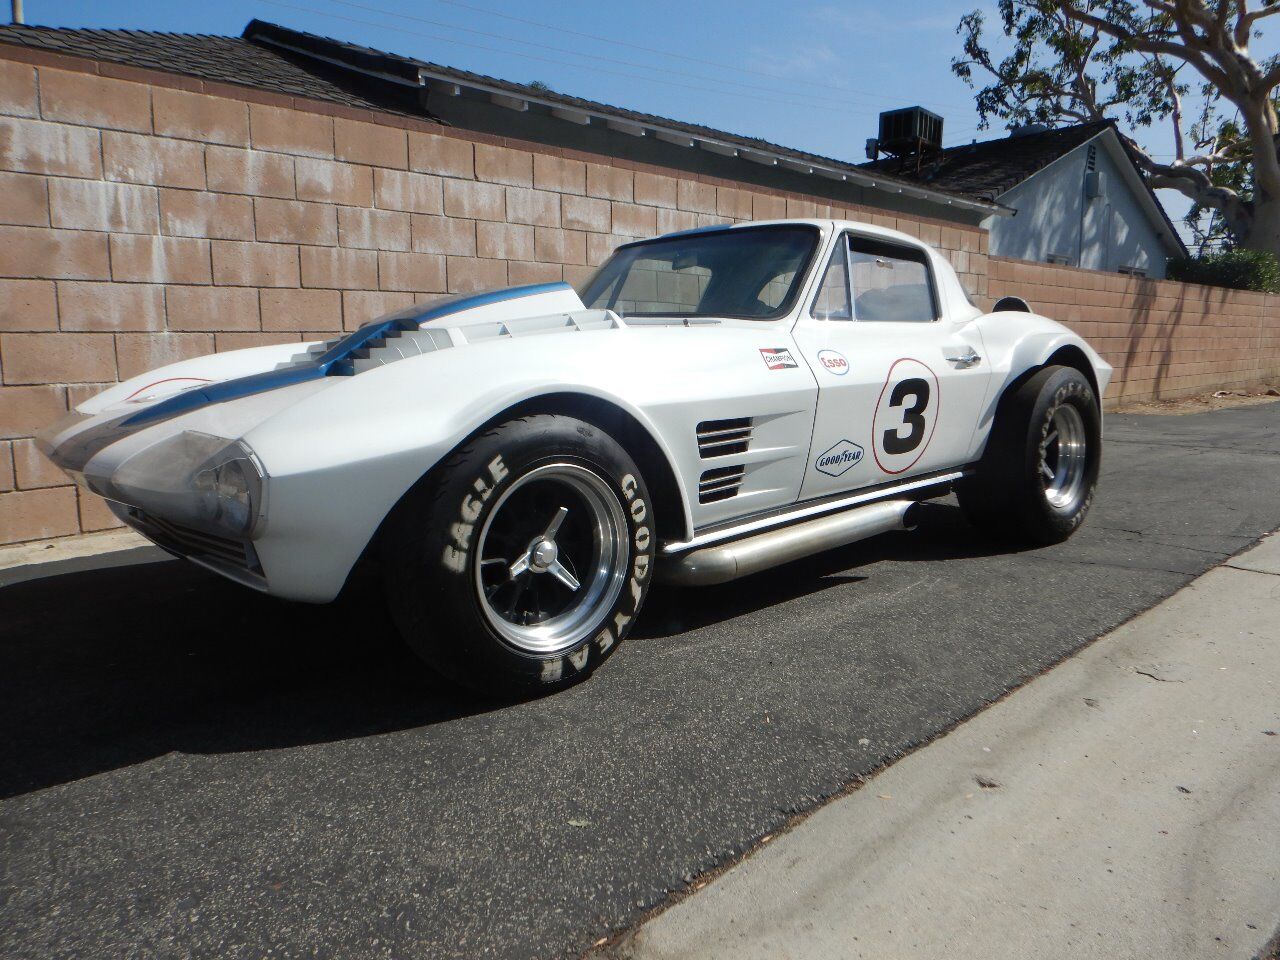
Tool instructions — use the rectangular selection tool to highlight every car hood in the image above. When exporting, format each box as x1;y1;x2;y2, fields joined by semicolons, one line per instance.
40;281;598;475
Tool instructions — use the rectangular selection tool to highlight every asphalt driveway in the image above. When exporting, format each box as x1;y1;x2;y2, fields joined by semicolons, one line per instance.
2;402;1279;960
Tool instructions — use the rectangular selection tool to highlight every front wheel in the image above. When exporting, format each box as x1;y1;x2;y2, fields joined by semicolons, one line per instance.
382;415;655;695
957;365;1101;545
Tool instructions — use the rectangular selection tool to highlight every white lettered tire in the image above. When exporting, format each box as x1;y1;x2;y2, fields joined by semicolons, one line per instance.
383;414;655;695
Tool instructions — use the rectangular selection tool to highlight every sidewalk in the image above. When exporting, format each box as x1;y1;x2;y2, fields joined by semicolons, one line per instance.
607;535;1280;960
0;528;147;572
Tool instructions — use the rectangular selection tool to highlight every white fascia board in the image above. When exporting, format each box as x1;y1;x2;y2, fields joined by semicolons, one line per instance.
550;106;591;125
606;119;647;136
698;140;739;157
655;130;695;147
491;93;528;112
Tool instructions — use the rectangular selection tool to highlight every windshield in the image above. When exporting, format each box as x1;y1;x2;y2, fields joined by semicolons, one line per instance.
580;225;820;320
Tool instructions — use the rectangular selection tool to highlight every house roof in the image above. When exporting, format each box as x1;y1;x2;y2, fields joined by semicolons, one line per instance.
860;120;1185;257
860;121;1118;201
0;22;404;114
0;19;1006;218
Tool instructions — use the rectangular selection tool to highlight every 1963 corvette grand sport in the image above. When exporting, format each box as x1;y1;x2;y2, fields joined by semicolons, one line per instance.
39;220;1111;693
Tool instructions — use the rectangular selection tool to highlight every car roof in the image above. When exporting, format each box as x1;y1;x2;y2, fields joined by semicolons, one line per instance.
639;218;932;252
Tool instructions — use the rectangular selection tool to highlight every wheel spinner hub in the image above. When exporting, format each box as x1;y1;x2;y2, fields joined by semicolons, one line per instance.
474;462;630;656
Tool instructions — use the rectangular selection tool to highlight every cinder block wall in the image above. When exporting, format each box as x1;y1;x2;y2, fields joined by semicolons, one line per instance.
0;49;988;544
984;257;1280;404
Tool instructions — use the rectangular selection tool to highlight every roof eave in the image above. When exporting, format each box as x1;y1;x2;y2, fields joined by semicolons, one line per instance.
251;20;1009;220
411;69;1007;218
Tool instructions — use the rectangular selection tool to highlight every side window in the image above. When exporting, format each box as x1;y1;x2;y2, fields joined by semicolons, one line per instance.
848;238;938;322
811;235;852;320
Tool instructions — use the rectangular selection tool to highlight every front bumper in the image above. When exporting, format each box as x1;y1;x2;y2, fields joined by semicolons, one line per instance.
40;405;272;592
114;502;268;592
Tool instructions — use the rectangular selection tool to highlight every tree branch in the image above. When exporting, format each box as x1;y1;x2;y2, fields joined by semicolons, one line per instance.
1125;131;1254;235
1061;3;1235;91
950;0;1280;251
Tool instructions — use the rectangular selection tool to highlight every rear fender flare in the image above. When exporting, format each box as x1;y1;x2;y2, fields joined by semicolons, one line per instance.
976;328;1110;447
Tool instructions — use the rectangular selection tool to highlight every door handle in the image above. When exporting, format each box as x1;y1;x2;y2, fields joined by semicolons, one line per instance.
945;347;982;368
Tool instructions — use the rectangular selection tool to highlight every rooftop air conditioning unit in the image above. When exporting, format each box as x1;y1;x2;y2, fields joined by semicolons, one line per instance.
877;107;944;156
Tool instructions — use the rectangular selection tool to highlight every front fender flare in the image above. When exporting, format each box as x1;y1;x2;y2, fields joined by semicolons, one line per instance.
246;379;694;603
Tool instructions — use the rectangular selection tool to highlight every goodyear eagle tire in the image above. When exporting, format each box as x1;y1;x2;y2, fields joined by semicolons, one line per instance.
957;365;1100;545
383;415;655;695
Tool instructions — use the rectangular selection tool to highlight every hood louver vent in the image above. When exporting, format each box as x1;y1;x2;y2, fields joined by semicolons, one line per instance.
348;327;453;374
334;310;619;376
697;417;754;458
699;465;746;504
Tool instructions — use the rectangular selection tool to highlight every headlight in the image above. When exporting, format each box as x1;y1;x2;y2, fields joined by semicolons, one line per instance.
110;432;267;538
34;407;93;460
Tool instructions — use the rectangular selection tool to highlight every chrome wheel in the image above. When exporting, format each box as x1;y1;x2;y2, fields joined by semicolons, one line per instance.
474;463;629;655
1040;403;1088;513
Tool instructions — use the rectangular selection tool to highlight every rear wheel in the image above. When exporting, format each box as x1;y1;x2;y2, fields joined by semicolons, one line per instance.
383;415;655;695
957;365;1100;545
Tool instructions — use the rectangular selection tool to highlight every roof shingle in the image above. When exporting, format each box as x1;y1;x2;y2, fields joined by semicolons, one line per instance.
858;121;1113;201
0;22;420;116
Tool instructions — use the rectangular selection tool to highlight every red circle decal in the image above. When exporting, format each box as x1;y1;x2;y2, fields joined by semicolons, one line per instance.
871;358;940;474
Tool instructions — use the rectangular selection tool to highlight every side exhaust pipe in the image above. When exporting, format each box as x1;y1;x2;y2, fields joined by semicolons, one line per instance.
658;499;916;587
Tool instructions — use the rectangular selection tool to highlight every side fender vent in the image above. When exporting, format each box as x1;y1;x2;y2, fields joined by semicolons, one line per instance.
697;417;753;458
698;465;746;504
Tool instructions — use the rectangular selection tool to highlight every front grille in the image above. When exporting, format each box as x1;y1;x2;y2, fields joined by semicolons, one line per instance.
127;508;261;574
698;465;746;504
697;418;753;458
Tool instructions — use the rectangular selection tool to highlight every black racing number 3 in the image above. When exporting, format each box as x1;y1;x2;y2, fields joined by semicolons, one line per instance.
882;378;931;454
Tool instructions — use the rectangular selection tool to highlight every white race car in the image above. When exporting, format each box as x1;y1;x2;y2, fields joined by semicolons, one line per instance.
40;220;1111;693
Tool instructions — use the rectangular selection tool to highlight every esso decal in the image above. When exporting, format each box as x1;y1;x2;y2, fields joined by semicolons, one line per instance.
816;350;849;375
872;358;940;475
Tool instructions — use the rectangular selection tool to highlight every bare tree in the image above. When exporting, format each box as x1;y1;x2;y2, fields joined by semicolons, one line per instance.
953;0;1280;256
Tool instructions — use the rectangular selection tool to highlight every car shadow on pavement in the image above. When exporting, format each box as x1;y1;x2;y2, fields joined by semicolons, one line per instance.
638;501;1033;638
0;556;487;799
0;501;1021;799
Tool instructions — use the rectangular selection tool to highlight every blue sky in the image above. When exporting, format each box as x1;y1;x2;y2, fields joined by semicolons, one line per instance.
16;0;1275;232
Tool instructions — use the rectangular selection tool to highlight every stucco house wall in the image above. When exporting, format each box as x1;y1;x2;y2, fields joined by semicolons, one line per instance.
983;136;1172;278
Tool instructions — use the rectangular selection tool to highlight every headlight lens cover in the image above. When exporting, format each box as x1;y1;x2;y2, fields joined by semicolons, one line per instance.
34;407;93;459
111;431;267;538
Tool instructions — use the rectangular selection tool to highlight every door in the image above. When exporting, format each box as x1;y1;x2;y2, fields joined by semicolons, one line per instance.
790;231;992;501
